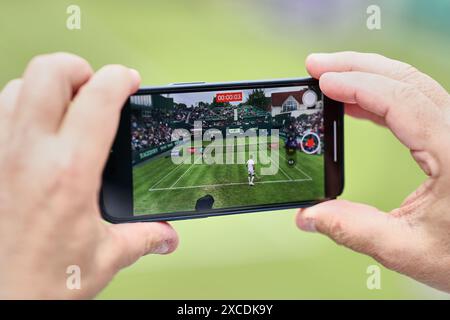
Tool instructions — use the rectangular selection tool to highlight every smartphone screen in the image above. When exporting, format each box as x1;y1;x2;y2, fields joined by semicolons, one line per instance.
129;84;326;216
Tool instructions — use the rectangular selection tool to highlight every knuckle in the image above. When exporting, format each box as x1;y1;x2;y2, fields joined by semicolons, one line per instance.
397;63;420;82
0;79;22;107
2;78;22;91
341;50;360;58
366;52;386;64
369;52;384;60
100;64;131;80
53;52;93;76
339;51;356;58
327;217;349;246
49;52;81;63
54;156;80;181
27;54;52;73
393;83;434;139
27;53;92;79
393;83;417;102
50;51;82;61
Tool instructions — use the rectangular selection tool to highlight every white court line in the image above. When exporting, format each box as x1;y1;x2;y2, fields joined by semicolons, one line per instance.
168;154;202;189
267;154;292;181
149;178;311;191
149;156;190;190
248;141;313;181
147;144;313;192
278;152;312;180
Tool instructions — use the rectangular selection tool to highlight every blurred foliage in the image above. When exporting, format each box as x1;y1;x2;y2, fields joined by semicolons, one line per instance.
0;0;449;299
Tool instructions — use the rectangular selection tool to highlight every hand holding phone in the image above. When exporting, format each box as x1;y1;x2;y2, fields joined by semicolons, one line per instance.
297;52;450;293
0;53;178;299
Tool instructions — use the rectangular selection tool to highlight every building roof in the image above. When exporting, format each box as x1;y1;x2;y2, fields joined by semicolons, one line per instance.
271;89;307;107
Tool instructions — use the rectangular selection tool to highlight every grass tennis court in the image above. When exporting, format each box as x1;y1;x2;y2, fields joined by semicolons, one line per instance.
133;138;324;214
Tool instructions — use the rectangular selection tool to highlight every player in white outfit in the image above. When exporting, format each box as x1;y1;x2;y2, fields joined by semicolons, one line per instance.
246;156;255;186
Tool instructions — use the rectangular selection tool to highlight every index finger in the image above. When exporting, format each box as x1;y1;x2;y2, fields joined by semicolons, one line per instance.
320;71;443;157
306;52;450;108
59;65;140;176
15;53;93;134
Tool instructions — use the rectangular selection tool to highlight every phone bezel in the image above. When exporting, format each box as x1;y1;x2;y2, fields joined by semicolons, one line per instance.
100;78;344;223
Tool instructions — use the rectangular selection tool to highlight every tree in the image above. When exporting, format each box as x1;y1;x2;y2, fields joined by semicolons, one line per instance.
246;89;269;110
198;101;209;108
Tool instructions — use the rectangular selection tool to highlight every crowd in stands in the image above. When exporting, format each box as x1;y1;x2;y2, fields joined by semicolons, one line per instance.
188;105;218;123
131;103;324;152
172;104;190;122
284;112;324;141
189;105;269;128
131;114;173;151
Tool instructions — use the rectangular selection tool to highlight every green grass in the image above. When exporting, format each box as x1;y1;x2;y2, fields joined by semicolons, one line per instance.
133;139;324;214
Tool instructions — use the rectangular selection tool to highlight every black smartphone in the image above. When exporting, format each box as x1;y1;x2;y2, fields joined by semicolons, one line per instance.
101;78;344;222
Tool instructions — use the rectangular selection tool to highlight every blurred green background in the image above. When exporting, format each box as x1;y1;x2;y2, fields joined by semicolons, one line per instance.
1;0;449;299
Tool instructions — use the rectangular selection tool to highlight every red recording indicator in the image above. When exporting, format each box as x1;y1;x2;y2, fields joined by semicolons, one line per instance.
215;92;243;103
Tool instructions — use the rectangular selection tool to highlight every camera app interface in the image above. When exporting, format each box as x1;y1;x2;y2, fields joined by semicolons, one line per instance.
130;85;325;215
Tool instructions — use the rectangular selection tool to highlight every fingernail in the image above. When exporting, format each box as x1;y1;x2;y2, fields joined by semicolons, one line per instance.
302;218;317;232
297;210;317;232
153;241;170;254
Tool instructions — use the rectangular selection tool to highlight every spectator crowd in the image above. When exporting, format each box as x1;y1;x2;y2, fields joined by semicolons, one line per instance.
131;114;173;151
283;111;324;152
131;103;323;152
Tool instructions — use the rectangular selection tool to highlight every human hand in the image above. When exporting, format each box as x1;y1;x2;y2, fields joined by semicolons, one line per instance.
297;52;450;292
0;53;178;299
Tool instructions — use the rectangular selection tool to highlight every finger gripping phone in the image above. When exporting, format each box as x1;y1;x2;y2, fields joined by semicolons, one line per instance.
101;78;344;222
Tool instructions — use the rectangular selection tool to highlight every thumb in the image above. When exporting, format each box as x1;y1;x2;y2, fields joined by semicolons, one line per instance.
107;222;179;269
296;200;406;259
